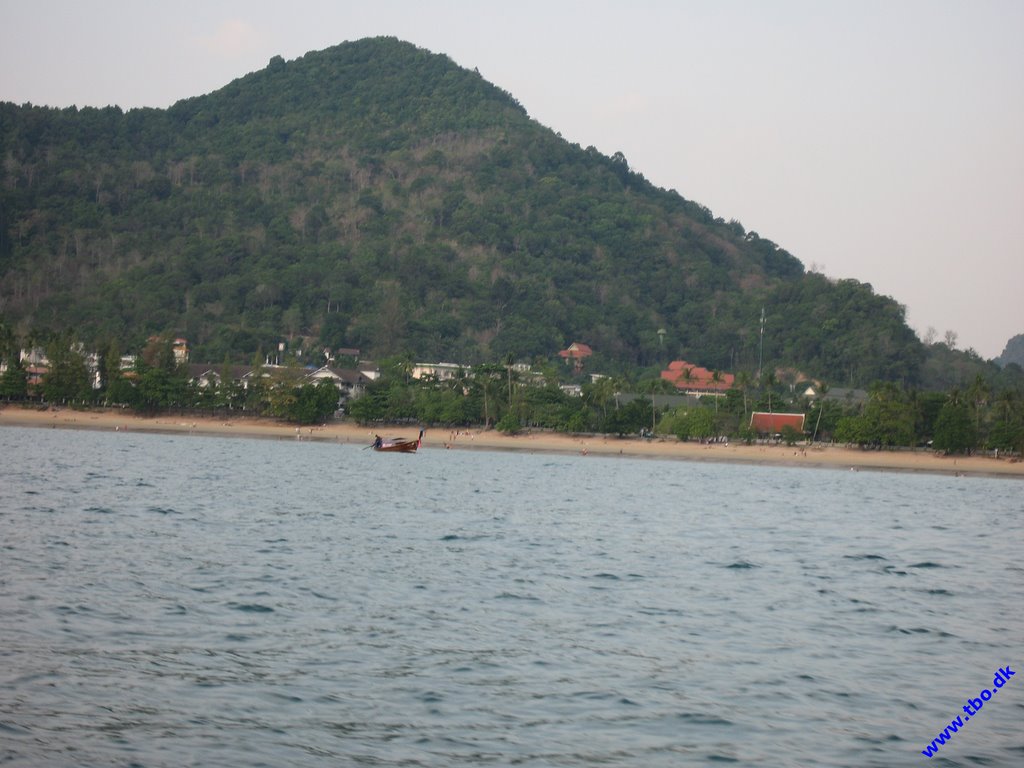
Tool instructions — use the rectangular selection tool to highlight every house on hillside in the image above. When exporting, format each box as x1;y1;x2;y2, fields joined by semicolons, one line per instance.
185;363;371;410
305;365;373;405
187;364;252;390
19;348;48;392
172;338;189;365
329;347;361;364
660;360;734;395
558;342;593;373
750;412;806;437
411;362;465;382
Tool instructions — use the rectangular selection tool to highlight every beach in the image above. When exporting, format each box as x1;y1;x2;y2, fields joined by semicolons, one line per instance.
2;404;1021;478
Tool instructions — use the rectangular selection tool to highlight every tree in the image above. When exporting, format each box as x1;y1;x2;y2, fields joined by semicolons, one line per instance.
914;391;946;445
603;397;653;436
688;407;716;441
42;338;91;403
780;424;801;446
710;370;723;413
987;390;1023;454
811;381;829;441
243;354;272;413
134;363;188;413
0;355;28;399
933;400;977;454
859;383;915;447
834;415;867;445
283;380;339;424
495;409;521;434
583;376;617;424
966;373;991;440
0;317;17;362
759;370;779;412
471;363;504;427
734;370;754;418
102;340;123;393
504;353;516;409
663;405;713;441
142;335;178;372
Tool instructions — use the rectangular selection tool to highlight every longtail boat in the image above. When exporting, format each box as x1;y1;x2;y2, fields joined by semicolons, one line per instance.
371;429;423;453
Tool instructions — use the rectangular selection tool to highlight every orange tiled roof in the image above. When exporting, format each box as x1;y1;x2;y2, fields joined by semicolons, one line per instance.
558;342;593;359
749;412;805;433
660;360;734;391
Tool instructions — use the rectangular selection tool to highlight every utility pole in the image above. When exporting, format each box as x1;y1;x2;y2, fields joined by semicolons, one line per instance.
757;306;765;381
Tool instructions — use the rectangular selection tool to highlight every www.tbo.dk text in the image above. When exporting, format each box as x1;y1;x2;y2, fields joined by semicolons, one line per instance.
921;665;1015;758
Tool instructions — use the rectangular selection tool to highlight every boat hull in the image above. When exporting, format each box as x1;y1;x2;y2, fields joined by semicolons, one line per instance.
373;440;419;453
371;429;423;453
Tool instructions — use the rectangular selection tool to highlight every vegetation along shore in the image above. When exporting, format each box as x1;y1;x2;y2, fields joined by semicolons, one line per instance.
2;406;1021;479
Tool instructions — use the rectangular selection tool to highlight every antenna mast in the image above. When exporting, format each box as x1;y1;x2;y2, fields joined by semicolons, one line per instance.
757;306;766;380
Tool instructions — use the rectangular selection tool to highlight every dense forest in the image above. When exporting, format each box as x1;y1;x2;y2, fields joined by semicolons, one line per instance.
0;36;1002;389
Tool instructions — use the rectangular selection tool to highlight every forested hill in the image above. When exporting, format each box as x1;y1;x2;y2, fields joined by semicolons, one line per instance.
0;36;924;385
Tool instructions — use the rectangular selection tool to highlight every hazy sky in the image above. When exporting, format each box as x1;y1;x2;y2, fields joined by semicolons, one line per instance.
2;0;1021;359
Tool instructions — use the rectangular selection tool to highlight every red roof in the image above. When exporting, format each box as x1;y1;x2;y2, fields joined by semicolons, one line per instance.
558;342;593;359
749;412;805;434
660;360;735;391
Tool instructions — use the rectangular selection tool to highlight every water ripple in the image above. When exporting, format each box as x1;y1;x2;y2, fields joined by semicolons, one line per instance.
0;426;1021;767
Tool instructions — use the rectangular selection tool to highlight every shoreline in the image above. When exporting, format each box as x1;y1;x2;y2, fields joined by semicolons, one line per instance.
2;404;1022;479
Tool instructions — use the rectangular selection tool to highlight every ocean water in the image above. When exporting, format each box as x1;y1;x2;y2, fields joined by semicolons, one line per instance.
0;425;1021;767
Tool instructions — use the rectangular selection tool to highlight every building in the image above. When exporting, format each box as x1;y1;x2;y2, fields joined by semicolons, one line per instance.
411;362;465;382
558;342;593;373
749;412;806;436
660;360;735;394
19;348;48;392
172;338;189;365
304;365;373;404
185;363;372;410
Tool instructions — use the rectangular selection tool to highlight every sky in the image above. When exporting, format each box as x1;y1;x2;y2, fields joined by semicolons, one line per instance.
2;0;1021;360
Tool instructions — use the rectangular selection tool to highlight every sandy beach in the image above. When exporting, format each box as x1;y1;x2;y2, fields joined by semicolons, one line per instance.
2;404;1021;479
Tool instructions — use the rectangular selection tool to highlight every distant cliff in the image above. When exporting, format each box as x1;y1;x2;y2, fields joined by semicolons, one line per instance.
996;334;1024;368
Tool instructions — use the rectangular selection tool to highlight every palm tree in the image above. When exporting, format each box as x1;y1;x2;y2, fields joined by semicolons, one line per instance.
760;370;778;413
994;389;1017;421
710;370;723;414
947;386;964;407
504;353;515;409
681;367;694;391
586;376;618;423
735;370;753;419
472;363;502;428
967;373;990;436
812;381;830;442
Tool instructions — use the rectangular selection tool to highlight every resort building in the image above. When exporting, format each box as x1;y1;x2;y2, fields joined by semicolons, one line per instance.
660;360;734;395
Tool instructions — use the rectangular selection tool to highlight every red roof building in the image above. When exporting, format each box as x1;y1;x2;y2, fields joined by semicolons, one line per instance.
749;412;806;435
558;342;593;372
660;360;735;393
558;342;593;360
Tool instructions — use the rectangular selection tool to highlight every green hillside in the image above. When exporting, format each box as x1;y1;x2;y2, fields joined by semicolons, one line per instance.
1;36;923;385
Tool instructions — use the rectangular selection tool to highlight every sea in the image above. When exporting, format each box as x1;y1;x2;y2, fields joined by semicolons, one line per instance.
1;425;1021;767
